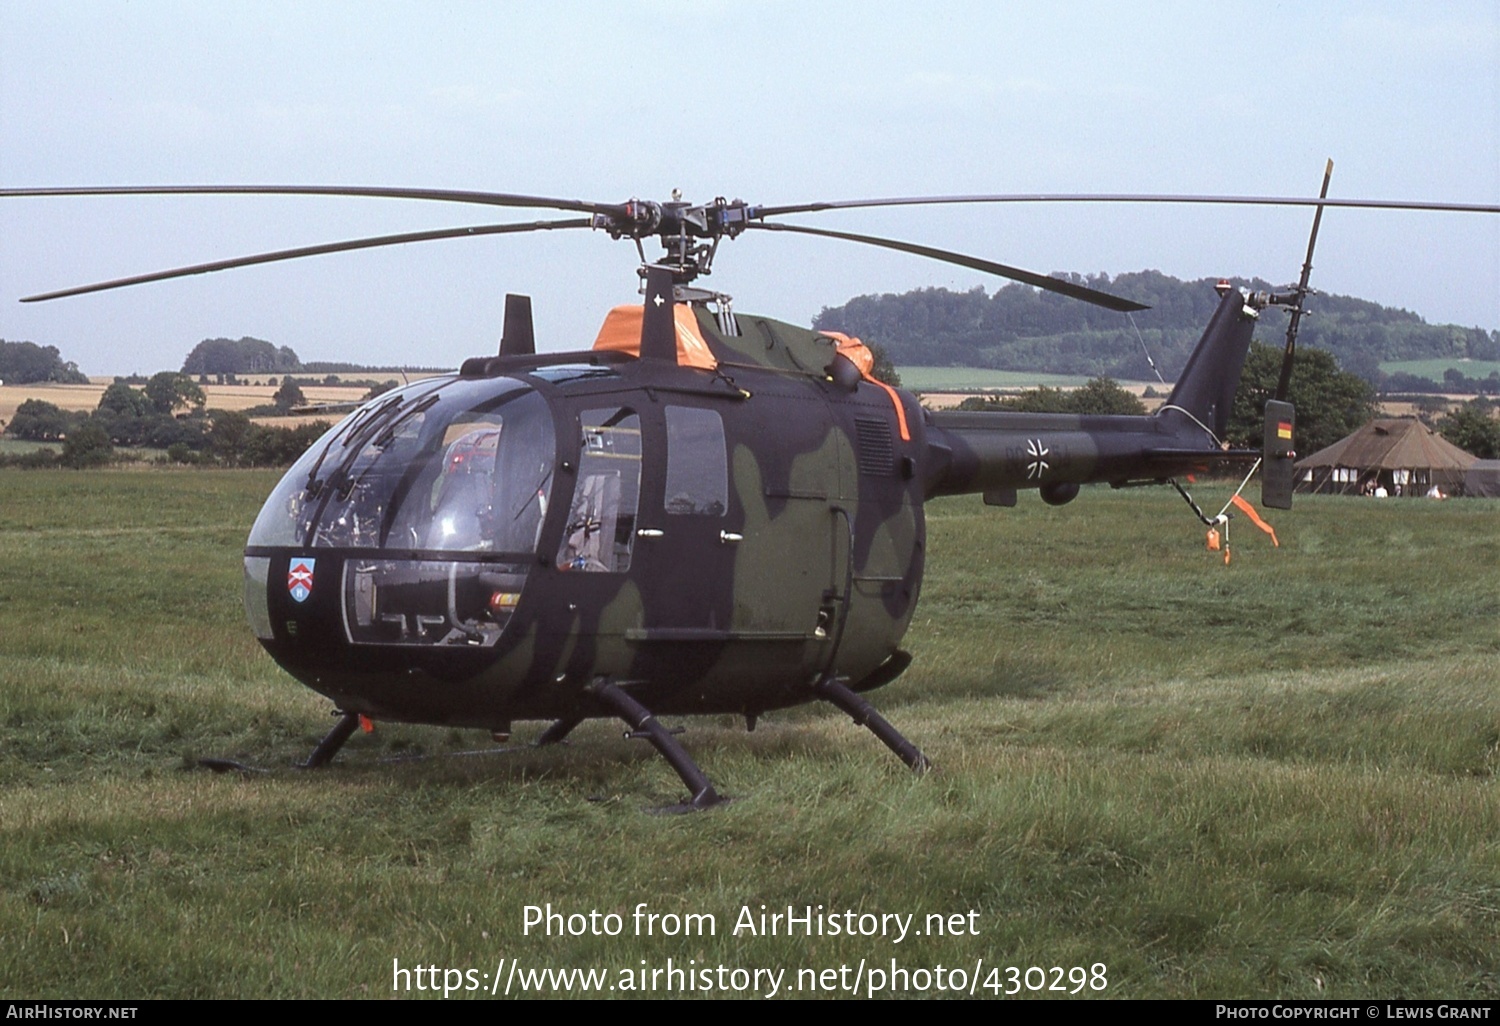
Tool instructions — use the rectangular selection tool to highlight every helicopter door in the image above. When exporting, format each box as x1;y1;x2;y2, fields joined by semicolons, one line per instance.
629;405;736;637
663;399;839;647
627;399;840;692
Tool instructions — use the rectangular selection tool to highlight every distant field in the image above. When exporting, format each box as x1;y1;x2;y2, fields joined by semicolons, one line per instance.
897;366;1156;392
2;470;1497;998
0;438;50;454
6;371;1160;428
0;438;168;460
1380;358;1500;382
0;381;376;429
901;360;1500;396
0;383;104;427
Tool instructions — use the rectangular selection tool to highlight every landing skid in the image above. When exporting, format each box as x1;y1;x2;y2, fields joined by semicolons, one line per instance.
286;683;924;803
588;681;726;811
196;710;360;774
812;674;932;773
197;758;269;776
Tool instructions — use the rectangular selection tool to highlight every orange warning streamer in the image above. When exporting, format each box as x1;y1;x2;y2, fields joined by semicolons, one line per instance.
1230;494;1279;547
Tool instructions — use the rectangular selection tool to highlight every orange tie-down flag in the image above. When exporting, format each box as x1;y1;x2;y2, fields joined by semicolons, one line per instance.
1230;494;1279;547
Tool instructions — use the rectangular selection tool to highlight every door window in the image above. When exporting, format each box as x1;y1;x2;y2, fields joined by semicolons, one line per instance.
557;408;641;572
664;406;728;517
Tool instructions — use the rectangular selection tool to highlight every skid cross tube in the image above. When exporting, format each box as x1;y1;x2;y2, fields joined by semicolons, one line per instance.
812;675;931;773
589;682;724;809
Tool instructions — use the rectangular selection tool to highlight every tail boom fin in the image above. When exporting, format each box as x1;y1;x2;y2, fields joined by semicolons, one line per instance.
1161;287;1259;443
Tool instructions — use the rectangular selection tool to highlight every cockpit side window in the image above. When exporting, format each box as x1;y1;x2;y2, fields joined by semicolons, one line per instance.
248;378;557;556
420;419;503;550
664;406;728;516
377;390;554;554
557;408;641;572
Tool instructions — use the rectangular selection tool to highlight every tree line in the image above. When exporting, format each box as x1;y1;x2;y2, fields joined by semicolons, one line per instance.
178;336;444;377
0;339;89;384
8;276;1496;470
2;371;331;469
814;272;1500;386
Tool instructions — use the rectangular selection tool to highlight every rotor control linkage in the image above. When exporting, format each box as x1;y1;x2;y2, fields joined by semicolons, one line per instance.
812;675;932;773
301;711;361;769
588;681;724;810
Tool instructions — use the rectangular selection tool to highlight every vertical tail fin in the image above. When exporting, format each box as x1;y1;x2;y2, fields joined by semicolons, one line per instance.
1162;288;1258;442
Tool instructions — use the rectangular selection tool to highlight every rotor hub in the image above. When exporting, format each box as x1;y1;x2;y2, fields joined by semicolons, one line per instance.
593;196;759;283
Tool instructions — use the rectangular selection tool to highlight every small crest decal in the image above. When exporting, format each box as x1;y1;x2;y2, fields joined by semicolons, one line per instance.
288;558;316;603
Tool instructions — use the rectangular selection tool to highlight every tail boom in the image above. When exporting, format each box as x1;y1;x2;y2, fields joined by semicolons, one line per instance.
922;288;1262;499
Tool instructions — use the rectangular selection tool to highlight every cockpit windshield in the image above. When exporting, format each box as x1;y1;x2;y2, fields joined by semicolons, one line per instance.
248;377;557;556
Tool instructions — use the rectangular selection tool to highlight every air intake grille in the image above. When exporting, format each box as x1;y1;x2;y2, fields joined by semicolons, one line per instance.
855;417;894;476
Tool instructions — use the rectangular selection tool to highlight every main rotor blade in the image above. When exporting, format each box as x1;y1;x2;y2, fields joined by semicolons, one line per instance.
0;184;619;216
9;185;1495;221
746;221;1148;312
20;218;593;302
755;193;1500;218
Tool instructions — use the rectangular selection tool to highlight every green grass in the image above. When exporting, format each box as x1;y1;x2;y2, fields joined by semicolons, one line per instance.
0;439;167;461
0;439;56;455
895;367;1152;391
2;470;1499;998
1381;358;1500;383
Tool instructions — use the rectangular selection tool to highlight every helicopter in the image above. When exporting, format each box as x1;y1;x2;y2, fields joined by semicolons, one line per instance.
5;173;1495;809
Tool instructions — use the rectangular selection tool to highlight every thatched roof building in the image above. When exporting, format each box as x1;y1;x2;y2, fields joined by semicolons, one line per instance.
1295;418;1478;496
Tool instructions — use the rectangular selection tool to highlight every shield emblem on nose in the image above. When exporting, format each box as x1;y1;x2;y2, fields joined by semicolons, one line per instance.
288;558;316;603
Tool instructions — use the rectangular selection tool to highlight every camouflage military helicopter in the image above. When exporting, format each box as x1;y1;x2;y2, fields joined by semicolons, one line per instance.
6;176;1492;808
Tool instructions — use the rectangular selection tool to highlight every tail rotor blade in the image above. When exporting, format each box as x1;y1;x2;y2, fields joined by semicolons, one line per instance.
1275;160;1334;402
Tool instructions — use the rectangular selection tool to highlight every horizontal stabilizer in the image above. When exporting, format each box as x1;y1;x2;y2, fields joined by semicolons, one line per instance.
1143;447;1260;463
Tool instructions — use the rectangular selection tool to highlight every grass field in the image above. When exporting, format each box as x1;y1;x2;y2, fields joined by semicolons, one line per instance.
0;439;53;455
1;470;1497;999
0;438;170;462
895;367;1148;392
1380;359;1500;383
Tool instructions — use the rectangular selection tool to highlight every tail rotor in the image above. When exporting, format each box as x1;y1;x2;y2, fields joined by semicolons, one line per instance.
1259;159;1334;509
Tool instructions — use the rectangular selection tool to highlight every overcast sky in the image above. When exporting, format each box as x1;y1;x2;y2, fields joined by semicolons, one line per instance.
2;1;1497;375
